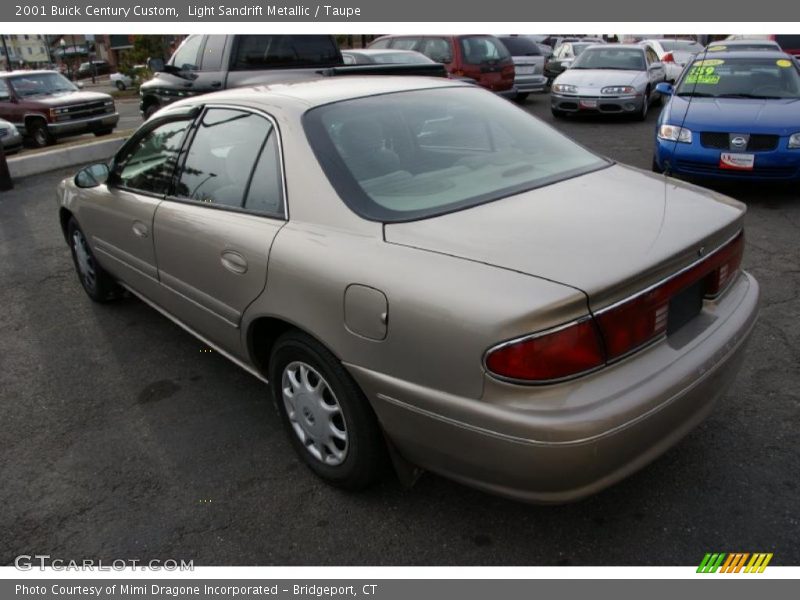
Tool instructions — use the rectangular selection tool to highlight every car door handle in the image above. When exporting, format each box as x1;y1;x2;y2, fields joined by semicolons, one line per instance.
132;221;149;238
210;81;222;88
220;250;248;274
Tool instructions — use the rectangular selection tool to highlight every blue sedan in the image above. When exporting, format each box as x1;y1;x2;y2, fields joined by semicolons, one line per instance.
652;51;800;181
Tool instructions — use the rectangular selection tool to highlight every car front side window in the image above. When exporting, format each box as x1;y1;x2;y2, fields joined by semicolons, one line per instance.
116;119;192;195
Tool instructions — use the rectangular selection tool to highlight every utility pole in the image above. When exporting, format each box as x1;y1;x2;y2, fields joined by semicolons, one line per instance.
1;35;12;72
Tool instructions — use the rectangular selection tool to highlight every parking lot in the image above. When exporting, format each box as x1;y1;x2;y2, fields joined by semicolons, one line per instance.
1;93;798;566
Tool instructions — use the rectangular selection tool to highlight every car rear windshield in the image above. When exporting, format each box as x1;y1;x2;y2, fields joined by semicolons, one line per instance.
232;35;342;70
7;72;77;97
458;36;510;64
571;47;646;70
303;86;608;222
676;56;800;99
498;37;542;56
775;35;800;50
659;40;703;53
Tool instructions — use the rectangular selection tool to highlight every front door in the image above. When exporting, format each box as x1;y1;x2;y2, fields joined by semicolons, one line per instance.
81;116;193;300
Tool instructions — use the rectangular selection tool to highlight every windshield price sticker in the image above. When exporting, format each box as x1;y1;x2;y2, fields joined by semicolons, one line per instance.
777;59;793;67
708;45;727;52
687;65;721;85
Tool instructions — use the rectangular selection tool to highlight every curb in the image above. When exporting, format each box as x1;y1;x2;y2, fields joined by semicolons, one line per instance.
7;137;128;179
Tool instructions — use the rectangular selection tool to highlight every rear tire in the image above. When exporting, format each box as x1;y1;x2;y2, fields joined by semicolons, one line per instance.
67;218;121;303
269;330;387;490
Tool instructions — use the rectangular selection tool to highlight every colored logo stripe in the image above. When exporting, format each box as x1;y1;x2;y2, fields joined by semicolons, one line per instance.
697;553;773;573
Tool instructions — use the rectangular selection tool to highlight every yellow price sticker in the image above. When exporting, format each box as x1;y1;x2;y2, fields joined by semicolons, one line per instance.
708;45;727;52
693;59;725;67
777;59;792;67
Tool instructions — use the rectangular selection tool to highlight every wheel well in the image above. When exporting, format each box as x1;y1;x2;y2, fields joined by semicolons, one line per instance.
59;207;74;242
24;114;47;130
141;95;160;114
247;317;296;375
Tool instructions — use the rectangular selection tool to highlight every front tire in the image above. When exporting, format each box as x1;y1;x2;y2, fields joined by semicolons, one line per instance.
29;120;55;148
551;107;567;119
635;92;650;121
143;102;160;120
93;128;114;137
515;92;530;103
269;330;386;490
67;218;121;303
115;80;126;91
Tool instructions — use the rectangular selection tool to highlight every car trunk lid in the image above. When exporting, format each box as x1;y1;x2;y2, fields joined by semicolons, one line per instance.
383;164;745;311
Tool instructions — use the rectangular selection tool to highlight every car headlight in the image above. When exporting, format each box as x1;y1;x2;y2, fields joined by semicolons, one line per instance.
658;124;693;144
553;83;577;94
601;86;635;95
789;132;800;148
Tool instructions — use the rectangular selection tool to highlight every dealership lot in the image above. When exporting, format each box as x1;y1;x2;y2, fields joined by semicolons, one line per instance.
1;96;798;566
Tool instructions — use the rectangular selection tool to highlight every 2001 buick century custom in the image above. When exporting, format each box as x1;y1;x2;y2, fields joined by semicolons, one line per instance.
57;76;759;502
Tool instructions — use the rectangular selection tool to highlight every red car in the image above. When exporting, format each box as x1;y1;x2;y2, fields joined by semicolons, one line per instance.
368;34;515;95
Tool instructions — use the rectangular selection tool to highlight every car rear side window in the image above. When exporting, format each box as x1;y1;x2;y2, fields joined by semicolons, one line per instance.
420;38;453;63
201;35;227;71
174;108;273;209
244;133;284;217
232;35;341;70
116;119;191;196
459;36;510;64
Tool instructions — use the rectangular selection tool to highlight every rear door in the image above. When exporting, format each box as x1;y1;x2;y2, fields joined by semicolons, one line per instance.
152;105;286;358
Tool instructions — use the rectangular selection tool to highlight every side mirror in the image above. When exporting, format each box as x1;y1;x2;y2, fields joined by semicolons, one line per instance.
76;82;84;89
655;82;674;96
75;163;109;188
147;57;165;73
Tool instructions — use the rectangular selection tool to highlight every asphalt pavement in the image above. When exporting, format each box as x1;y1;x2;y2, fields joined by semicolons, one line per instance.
0;95;798;566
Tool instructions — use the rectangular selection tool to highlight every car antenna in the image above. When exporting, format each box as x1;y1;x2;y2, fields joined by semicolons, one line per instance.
664;42;711;178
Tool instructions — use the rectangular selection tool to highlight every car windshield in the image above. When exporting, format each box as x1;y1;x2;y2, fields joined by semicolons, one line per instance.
675;56;800;99
571;47;646;70
572;43;592;56
659;40;703;53
8;72;77;97
304;87;608;222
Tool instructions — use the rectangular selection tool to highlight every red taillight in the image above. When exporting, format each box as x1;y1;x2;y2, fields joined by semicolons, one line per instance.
597;230;745;360
485;319;605;382
662;52;675;63
485;231;744;383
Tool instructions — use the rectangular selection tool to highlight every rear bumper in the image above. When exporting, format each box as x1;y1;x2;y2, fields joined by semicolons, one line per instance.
1;132;23;153
552;92;645;114
514;75;548;93
348;271;759;503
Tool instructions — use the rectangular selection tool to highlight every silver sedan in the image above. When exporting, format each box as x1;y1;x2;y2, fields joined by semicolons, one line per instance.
551;44;667;119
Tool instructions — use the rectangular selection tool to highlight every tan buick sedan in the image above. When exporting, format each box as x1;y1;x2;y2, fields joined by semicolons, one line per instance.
57;76;759;503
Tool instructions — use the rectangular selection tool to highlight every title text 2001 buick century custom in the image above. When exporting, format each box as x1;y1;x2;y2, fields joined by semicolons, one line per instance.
57;76;759;502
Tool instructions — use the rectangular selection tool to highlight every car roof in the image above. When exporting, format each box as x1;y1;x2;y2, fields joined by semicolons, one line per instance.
584;43;643;51
169;76;467;111
711;39;779;46
343;49;424;55
689;50;792;60
0;69;60;78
